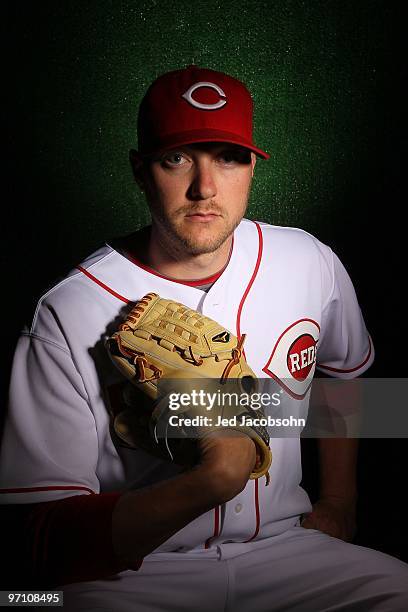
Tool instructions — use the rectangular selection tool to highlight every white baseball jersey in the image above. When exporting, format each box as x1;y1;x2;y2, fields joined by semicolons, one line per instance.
0;218;374;554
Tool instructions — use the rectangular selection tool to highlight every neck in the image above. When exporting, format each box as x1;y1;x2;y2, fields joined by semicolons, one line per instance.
146;225;233;281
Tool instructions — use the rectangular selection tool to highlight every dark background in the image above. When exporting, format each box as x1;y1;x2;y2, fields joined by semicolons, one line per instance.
2;1;407;562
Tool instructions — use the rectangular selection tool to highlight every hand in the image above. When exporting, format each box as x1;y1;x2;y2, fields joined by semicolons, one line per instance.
300;496;357;542
197;431;257;504
112;434;256;563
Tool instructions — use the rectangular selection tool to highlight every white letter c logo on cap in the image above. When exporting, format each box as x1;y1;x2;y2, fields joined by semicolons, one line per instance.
182;81;227;110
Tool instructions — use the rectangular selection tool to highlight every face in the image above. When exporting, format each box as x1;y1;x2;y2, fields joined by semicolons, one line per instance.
135;143;256;257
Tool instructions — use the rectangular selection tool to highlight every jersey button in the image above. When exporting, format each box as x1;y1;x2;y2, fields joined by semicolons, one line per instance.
234;503;243;513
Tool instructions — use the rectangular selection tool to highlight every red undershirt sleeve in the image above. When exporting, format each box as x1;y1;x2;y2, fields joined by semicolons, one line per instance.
1;492;142;589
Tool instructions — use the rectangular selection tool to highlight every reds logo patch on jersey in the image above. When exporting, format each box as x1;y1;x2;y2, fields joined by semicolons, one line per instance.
263;319;320;399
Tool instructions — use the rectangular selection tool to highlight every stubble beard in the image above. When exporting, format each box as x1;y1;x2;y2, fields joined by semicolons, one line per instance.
150;198;249;257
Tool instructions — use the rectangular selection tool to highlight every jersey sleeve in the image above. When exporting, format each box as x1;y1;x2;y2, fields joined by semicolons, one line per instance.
0;312;101;504
0;492;132;588
0;301;143;585
316;248;374;378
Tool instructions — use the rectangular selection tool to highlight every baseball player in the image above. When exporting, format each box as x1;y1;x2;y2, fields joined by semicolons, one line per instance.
1;66;407;610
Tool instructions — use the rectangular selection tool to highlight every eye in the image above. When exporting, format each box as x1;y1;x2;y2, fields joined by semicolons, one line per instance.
161;152;188;167
218;148;251;165
219;152;236;164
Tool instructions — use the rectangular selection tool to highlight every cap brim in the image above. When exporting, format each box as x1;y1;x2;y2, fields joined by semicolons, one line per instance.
141;129;270;159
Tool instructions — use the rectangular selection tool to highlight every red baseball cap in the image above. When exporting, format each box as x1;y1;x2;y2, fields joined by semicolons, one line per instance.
137;65;269;159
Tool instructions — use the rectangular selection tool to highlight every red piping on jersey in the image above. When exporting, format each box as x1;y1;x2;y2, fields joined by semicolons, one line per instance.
244;479;261;542
0;485;96;495
123;239;234;287
202;221;263;548
204;505;220;549
317;335;373;373
77;266;130;304
236;220;263;542
236;221;263;358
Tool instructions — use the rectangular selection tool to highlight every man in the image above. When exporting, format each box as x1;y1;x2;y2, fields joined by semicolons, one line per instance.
1;65;407;610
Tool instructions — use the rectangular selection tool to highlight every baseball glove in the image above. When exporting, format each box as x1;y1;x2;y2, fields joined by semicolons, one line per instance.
106;292;272;484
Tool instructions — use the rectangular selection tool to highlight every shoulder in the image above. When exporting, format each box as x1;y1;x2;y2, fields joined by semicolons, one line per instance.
239;218;334;265
29;244;116;336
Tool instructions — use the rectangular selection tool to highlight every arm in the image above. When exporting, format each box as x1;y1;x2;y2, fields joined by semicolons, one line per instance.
112;433;256;565
2;293;259;587
317;437;358;503
303;244;372;541
301;437;358;541
2;434;256;588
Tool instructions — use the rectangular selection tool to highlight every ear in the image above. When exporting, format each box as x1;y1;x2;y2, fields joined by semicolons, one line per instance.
129;149;145;191
251;153;257;177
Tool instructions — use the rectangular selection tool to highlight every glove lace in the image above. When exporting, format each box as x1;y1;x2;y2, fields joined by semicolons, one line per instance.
220;334;246;382
116;336;162;382
187;345;204;365
134;355;162;383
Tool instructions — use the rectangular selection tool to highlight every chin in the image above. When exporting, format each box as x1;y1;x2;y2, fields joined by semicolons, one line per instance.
185;243;223;256
176;224;232;256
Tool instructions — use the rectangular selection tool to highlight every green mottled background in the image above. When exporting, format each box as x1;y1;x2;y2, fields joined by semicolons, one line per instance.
5;1;405;367
4;1;398;256
3;1;407;560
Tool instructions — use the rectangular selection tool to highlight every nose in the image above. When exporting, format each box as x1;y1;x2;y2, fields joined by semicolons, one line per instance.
188;160;217;201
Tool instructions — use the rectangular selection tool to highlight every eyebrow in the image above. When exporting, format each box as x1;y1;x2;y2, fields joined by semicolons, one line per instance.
143;144;250;163
163;144;247;154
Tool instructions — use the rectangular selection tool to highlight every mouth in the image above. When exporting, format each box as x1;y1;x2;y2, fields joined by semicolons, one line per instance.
185;212;221;222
